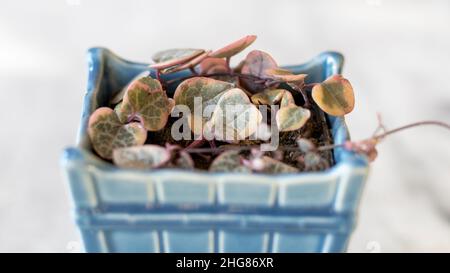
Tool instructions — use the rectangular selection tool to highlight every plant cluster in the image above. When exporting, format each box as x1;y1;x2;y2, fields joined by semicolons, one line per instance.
87;35;449;173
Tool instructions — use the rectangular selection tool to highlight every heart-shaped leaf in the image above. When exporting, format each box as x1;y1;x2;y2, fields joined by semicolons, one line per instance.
88;107;147;160
116;76;172;131
301;152;330;171
279;90;295;107
251;89;286;105
199;57;229;74
240;50;278;92
173;151;195;169
276;101;311;132
265;68;307;83
150;48;205;70
209;150;251;173
208;88;263;142
111;71;151;105
259;156;299;173
209;35;257;58
161;50;211;74
276;105;310;132
173;77;235;135
312;75;355;116
113;145;171;169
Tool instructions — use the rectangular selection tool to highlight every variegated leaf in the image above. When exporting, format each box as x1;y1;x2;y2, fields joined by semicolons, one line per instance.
302;152;330;171
276;104;311;132
260;156;299;173
161;50;211;74
208;88;263;142
173;77;234;135
117;76;172;131
280;90;295;107
312;74;355;116
265;68;307;83
209;35;257;58
173;151;195;169
113;145;171;169
209;150;251;173
251;89;286;105
110;71;151;105
276;105;310;132
88;107;147;160
150;48;205;70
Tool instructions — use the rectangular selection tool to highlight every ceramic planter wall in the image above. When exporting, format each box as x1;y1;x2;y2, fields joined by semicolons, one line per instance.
61;48;369;253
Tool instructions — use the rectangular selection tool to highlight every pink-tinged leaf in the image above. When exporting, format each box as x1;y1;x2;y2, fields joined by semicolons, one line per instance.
161;50;211;74
88;107;147;160
209;35;257;58
113;145;171;169
240;50;279;92
111;71;151;105
116;76;172;131
150;48;205;70
265;68;307;83
199;57;229;74
241;50;278;78
312;75;355;116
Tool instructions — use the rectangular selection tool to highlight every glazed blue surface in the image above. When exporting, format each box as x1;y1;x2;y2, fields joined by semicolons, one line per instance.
61;48;369;253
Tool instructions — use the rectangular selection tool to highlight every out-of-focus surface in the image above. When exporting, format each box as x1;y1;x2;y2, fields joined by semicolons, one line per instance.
0;0;449;252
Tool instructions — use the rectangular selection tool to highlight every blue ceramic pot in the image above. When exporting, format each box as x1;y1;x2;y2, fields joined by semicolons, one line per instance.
61;48;369;253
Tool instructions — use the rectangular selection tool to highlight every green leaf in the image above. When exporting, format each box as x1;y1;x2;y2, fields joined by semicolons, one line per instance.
116;76;172;131
209;35;257;58
173;77;235;135
312;75;355;116
113;145;171;169
88;107;147;160
260;156;299;173
240;50;278;92
251;89;285;105
161;50;211;74
208;88;263;142
265;68;307;83
150;48;205;70
209;150;251;173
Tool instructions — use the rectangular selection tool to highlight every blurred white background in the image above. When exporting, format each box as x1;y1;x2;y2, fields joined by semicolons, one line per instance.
0;0;449;252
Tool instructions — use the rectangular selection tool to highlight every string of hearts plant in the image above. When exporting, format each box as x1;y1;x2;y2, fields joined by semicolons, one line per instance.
87;35;450;174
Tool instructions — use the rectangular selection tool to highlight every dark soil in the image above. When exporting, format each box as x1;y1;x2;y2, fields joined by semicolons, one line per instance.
147;91;335;172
